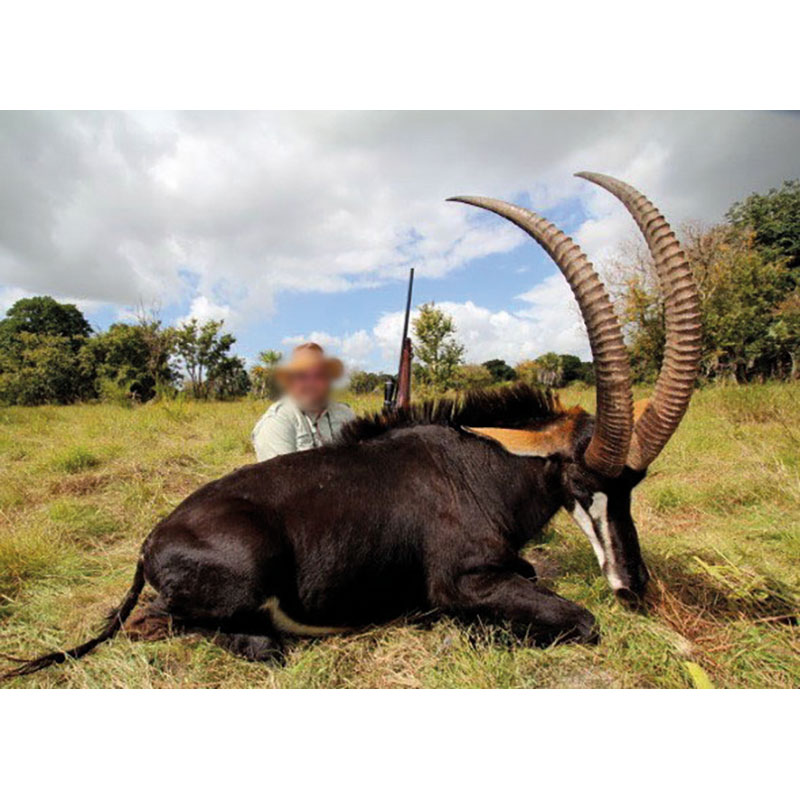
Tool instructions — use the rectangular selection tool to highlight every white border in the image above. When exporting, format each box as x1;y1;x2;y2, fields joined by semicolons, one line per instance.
1;689;796;796
0;0;797;109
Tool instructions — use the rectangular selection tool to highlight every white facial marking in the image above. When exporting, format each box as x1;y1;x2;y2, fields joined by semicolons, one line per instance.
570;501;607;570
571;492;625;590
588;492;624;590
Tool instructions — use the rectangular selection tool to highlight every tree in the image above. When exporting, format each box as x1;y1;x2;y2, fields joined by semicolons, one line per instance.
695;227;789;381
452;363;494;391
79;322;176;402
209;355;250;399
249;350;283;400
514;359;538;386
0;297;96;405
134;308;178;399
0;332;87;405
771;289;800;379
514;353;592;388
0;296;92;352
482;359;517;383
532;352;563;388
610;221;792;383
412;303;465;391
349;370;388;395
727;179;800;273
174;319;239;399
605;236;665;382
559;354;584;384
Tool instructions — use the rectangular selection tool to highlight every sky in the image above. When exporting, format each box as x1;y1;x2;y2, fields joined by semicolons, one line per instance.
1;111;798;372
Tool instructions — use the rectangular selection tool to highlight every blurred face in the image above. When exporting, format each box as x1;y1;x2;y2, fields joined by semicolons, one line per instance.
286;365;332;413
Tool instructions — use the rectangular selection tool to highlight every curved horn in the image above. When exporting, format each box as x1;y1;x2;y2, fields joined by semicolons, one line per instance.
448;196;632;477
576;172;702;471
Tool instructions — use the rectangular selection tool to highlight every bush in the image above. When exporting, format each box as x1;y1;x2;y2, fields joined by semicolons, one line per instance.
0;332;90;405
452;364;494;391
482;359;517;382
349;370;390;394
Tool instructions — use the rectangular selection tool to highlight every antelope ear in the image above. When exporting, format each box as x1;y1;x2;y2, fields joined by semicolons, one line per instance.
462;426;571;458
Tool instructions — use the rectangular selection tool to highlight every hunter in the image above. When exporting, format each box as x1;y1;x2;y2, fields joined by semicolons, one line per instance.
252;342;355;461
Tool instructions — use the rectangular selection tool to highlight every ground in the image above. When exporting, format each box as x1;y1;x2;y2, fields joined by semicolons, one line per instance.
1;384;798;688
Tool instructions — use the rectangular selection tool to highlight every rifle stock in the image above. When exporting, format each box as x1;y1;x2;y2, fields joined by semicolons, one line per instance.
396;336;412;409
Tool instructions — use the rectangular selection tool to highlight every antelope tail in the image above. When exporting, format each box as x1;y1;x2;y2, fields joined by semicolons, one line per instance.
1;557;145;680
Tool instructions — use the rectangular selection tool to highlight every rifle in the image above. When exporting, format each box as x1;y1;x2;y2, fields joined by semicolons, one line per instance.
383;267;415;411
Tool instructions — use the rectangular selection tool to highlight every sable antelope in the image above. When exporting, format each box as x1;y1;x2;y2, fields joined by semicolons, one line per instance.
2;173;701;678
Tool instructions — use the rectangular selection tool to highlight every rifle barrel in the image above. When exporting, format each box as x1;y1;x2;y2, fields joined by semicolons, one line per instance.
396;267;415;383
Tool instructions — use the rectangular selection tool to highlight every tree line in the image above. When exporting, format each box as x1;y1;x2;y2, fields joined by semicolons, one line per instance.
0;300;251;405
0;179;797;406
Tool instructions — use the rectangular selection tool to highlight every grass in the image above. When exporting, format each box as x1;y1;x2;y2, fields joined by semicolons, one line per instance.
1;384;798;688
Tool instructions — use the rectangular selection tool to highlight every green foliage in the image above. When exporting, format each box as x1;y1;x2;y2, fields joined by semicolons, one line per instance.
451;363;494;391
249;350;283;400
0;332;89;405
617;221;796;383
697;227;789;380
769;288;800;380
412;302;465;391
174;319;247;399
533;352;562;388
482;359;517;382
80;322;175;403
0;297;96;405
348;370;391;395
515;353;593;388
727;179;800;272
0;295;92;352
209;355;250;400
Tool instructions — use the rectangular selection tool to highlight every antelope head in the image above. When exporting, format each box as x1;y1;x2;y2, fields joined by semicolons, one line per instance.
451;173;702;605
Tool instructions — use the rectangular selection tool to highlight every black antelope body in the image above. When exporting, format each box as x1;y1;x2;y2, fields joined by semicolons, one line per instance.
3;172;701;679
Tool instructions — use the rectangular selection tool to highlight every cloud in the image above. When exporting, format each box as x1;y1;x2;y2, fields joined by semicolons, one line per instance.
0;286;29;315
282;329;375;368
2;111;798;327
374;274;588;366
175;294;232;328
295;271;590;371
0;284;104;318
1;111;798;366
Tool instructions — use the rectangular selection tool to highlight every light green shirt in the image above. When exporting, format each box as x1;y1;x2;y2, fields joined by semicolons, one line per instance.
252;396;356;462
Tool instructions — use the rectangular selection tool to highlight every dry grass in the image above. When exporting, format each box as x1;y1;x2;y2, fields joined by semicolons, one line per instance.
1;385;798;688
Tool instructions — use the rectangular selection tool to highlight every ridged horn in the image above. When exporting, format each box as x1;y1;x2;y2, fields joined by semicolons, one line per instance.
576;172;702;471
448;195;633;477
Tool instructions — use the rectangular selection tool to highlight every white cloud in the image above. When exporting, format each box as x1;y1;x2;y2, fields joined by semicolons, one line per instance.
282;328;375;368
374;273;589;366
175;294;232;327
0;286;29;315
0;285;105;318
2;111;798;331
296;270;590;371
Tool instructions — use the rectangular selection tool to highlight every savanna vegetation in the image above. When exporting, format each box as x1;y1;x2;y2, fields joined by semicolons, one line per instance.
0;383;798;688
